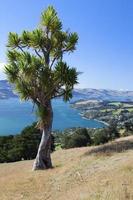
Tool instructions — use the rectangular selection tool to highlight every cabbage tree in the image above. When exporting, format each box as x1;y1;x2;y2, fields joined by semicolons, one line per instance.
5;6;78;170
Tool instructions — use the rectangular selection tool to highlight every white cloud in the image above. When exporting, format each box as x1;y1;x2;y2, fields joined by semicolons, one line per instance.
0;62;6;80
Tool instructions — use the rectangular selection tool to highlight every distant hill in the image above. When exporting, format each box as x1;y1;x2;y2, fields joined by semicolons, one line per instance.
0;80;17;99
0;80;133;101
73;88;133;102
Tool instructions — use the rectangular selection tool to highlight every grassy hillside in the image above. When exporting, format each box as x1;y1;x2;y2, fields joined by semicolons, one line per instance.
0;136;133;200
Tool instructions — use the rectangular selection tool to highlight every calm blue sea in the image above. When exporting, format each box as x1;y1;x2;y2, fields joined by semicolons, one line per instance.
0;98;105;136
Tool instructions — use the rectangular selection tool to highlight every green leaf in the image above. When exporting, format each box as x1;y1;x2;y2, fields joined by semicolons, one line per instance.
5;6;79;123
41;6;62;32
7;32;21;48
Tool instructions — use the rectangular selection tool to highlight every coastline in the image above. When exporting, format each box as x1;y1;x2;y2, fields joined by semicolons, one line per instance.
79;113;109;127
93;119;109;126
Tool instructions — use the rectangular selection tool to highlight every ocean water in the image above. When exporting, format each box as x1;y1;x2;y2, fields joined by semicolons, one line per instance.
0;98;105;136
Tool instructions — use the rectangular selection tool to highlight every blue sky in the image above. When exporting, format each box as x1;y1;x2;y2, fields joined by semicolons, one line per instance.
0;0;133;90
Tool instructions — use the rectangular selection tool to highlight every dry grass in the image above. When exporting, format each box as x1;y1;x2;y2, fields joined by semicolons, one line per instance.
0;136;133;200
86;135;133;156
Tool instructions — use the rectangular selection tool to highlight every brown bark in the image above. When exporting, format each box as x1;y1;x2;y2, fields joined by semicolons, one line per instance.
32;101;53;170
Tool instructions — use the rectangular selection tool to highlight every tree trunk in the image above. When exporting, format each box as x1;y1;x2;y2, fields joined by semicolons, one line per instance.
32;101;53;170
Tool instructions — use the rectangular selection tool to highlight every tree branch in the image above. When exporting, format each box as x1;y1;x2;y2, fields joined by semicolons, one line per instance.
35;50;42;59
41;48;46;57
50;56;57;69
52;92;65;99
18;45;25;53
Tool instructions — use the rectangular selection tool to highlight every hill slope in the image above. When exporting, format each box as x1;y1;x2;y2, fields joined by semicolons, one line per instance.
1;80;133;101
74;88;133;101
0;136;133;200
0;80;17;99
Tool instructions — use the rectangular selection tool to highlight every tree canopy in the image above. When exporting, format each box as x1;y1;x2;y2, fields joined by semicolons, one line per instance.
5;6;78;107
5;6;79;170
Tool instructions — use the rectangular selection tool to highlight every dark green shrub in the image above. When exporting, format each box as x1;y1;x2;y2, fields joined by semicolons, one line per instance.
61;134;71;149
124;121;133;132
0;122;55;163
61;128;92;149
107;122;120;139
67;134;89;148
93;129;109;145
7;147;24;162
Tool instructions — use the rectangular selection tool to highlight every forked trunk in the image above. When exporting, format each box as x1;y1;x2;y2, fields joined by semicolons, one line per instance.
32;101;53;170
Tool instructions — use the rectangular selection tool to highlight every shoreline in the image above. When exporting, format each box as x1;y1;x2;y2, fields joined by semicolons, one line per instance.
93;119;109;126
79;113;109;126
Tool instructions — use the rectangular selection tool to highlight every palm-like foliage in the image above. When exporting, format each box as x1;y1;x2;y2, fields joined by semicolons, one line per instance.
5;6;78;123
5;6;79;170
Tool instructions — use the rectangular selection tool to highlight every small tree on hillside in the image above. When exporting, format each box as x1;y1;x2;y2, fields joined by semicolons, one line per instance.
5;6;79;170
